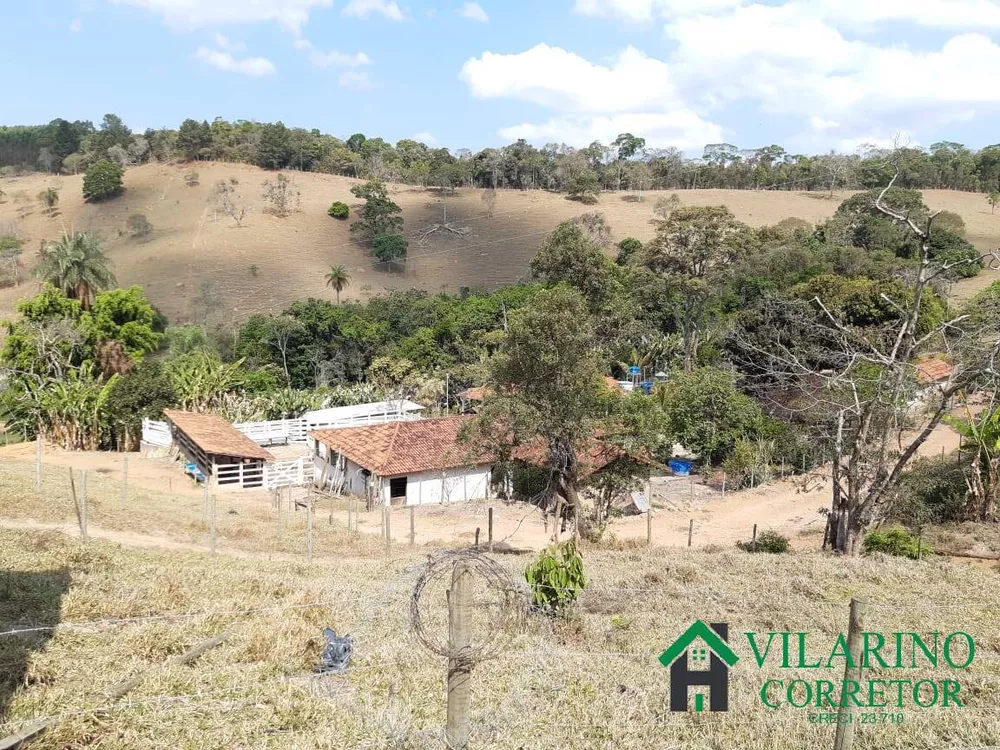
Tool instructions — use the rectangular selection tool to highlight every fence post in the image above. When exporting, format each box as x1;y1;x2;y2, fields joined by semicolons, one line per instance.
121;456;128;504
35;436;41;493
721;472;727;501
385;504;391;556
445;561;473;750
69;468;86;541
487;507;493;553
647;508;653;546
202;484;209;523
410;506;416;547
210;495;217;555
307;496;314;563
81;471;88;541
751;523;758;553
688;519;693;548
380;503;386;541
833;598;867;750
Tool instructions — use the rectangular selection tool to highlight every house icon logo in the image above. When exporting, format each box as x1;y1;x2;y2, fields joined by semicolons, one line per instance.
659;620;739;712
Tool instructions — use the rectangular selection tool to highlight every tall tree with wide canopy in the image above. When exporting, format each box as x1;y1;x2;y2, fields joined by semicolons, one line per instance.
462;285;665;536
637;205;745;371
33;231;116;310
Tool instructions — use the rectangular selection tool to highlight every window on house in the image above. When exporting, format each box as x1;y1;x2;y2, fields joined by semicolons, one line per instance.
389;476;408;499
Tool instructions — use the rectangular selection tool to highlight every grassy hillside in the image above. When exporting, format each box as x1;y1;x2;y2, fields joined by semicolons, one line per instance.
2;163;997;325
1;524;998;749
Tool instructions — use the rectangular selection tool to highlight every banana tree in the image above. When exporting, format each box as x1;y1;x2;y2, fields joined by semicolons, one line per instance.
945;405;1000;521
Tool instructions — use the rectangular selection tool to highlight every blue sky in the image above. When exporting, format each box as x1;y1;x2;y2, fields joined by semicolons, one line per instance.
3;0;1000;155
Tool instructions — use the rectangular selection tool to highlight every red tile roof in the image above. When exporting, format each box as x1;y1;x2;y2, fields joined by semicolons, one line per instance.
310;417;489;477
164;410;274;461
916;358;954;385
513;437;646;479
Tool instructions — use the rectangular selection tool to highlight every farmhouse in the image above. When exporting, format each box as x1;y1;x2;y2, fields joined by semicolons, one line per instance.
310;417;491;507
163;409;275;489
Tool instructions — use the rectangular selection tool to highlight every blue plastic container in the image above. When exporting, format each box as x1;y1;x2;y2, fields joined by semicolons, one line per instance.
668;459;692;476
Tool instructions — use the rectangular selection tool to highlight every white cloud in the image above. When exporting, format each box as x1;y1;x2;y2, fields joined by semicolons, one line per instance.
294;38;372;68
69;18;83;32
459;2;489;22
462;44;677;115
338;70;376;89
214;33;245;52
810;116;840;132
460;44;722;148
574;0;1000;27
110;0;333;32
342;0;405;21
573;0;744;22
411;132;438;145
195;46;276;76
651;2;1000;147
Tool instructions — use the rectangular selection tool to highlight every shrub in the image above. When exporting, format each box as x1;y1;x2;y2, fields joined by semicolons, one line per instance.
127;214;152;238
185;170;200;187
736;529;789;554
525;539;586;616
37;188;59;210
891;455;967;524
83;159;124;202
373;234;408;263
863;527;930;560
328;201;349;219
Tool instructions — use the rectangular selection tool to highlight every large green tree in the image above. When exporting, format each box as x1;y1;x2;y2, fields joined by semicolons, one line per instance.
82;159;124;201
637;205;745;371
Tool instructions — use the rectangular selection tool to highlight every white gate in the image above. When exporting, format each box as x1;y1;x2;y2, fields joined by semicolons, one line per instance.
142;418;172;447
264;457;315;488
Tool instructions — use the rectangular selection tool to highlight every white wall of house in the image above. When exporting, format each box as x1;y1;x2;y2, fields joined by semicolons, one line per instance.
311;440;491;505
384;466;492;506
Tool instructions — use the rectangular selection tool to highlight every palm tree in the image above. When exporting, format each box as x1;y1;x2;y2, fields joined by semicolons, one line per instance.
33;231;116;310
324;264;351;303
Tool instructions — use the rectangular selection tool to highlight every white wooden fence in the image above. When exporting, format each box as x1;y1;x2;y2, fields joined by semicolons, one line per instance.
264;457;315;489
232;419;308;446
142;418;172;447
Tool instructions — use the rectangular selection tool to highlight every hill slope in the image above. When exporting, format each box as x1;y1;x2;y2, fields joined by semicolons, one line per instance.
2;163;997;323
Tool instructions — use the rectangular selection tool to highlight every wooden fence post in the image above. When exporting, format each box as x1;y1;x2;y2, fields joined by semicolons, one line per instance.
833;598;866;750
202;484;209;523
445;561;473;750
721;472;727;501
688;519;694;548
121;457;129;504
210;495;217;555
34;436;41;493
69;468;86;541
385;504;391;556
751;524;758;553
307;497;314;563
410;506;416;547
487;507;493;553
647;508;652;546
80;471;88;541
380;503;386;541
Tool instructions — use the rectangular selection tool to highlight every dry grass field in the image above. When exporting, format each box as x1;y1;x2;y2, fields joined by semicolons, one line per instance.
1;526;998;749
2;164;997;324
0;454;999;748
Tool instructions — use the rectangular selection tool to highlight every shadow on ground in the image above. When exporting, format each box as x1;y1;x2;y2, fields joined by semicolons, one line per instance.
0;567;69;721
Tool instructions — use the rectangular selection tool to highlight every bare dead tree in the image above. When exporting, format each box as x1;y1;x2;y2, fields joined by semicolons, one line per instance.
213;179;248;227
416;202;471;246
730;165;1000;555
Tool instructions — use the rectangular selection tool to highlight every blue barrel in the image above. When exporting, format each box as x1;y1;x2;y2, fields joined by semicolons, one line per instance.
668;459;692;476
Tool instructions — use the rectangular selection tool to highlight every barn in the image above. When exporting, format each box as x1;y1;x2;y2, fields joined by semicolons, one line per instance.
309;417;492;507
163;409;275;489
